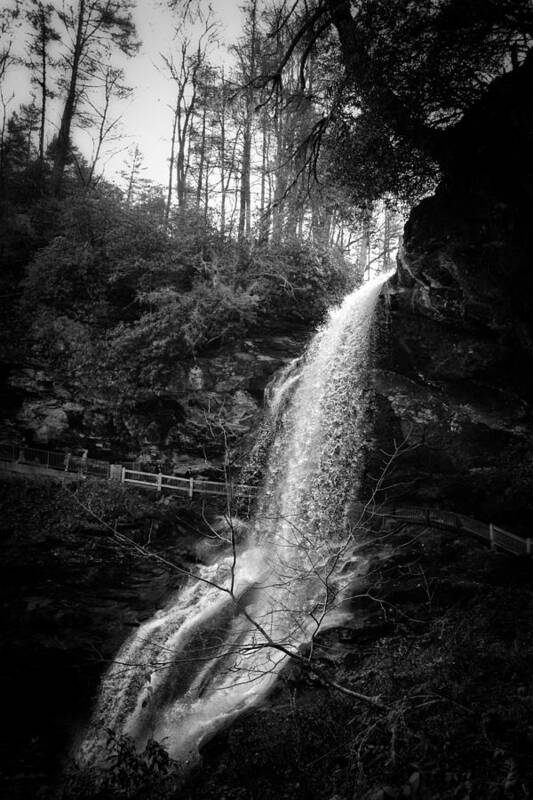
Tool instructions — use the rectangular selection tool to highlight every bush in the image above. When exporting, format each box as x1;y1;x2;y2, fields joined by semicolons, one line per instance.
64;730;179;800
14;191;354;452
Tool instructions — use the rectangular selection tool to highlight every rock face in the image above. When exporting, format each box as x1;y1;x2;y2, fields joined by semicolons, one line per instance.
7;334;308;472
365;58;533;534
160;335;307;465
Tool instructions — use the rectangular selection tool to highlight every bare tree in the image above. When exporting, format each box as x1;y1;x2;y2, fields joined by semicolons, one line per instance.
50;0;138;196
234;0;259;242
83;64;130;186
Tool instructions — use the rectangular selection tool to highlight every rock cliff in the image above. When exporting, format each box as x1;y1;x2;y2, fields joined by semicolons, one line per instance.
366;57;533;534
6;332;308;474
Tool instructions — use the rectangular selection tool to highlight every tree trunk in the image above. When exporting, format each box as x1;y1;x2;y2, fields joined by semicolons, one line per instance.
196;101;207;209
381;206;392;272
165;100;179;227
238;0;257;243
219;92;226;234
204;157;210;223
358;209;372;279
50;0;85;196
38;5;47;177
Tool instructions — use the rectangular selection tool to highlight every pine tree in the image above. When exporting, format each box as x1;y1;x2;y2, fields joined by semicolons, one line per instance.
24;1;59;182
50;0;138;196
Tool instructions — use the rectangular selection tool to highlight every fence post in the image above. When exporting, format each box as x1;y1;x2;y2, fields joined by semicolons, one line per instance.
189;477;194;498
109;464;124;483
156;472;162;493
489;523;495;550
526;538;531;556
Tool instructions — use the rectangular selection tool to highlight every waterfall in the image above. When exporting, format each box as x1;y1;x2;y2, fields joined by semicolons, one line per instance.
77;271;391;768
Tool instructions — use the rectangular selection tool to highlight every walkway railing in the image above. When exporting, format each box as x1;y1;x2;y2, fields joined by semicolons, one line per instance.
120;467;257;499
356;503;531;557
0;443;530;554
0;443;110;478
0;444;257;499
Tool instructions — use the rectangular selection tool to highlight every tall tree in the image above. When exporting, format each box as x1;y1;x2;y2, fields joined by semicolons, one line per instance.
83;63;130;187
24;1;59;180
162;22;215;215
0;3;20;179
0;4;19;89
234;0;259;242
120;143;146;206
50;0;138;196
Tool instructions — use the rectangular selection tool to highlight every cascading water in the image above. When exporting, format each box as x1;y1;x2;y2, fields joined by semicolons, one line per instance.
77;271;391;768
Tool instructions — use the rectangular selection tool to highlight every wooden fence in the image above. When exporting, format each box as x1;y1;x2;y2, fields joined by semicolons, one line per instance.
0;443;530;555
0;443;110;478
354;503;531;557
0;444;257;499
120;467;257;499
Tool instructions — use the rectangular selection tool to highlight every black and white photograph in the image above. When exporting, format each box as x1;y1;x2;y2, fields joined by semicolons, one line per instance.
1;1;533;798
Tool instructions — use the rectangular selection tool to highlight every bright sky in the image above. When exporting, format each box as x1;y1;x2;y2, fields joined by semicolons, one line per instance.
4;0;246;186
116;0;244;184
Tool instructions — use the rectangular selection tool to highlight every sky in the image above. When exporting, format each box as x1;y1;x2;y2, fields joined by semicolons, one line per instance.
115;0;244;184
4;0;246;186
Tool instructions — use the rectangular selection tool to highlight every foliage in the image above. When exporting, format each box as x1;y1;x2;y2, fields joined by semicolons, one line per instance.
245;238;352;326
9;187;352;451
342;0;533;129
64;731;179;800
322;109;440;207
272;0;533;206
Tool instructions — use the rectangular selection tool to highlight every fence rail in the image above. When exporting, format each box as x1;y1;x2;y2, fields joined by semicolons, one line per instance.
0;443;110;478
355;503;531;557
120;468;257;499
0;444;257;499
1;444;530;555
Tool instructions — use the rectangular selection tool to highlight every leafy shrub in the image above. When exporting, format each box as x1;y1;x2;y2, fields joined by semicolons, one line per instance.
64;729;179;800
15;190;354;450
245;239;352;329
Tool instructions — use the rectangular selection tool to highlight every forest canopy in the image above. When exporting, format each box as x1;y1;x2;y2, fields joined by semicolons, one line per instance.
264;0;533;202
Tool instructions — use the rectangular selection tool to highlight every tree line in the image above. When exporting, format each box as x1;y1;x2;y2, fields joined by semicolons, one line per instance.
0;0;403;267
2;0;531;251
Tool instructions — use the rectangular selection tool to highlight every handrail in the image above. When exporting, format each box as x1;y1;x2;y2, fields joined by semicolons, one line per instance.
0;443;530;555
120;467;257;499
0;443;110;478
352;502;531;557
0;444;257;499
